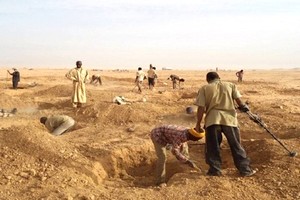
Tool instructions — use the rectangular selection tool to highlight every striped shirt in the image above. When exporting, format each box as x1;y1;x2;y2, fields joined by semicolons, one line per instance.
150;125;189;162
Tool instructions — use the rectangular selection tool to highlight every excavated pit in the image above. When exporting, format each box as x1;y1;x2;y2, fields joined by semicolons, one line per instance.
77;136;279;188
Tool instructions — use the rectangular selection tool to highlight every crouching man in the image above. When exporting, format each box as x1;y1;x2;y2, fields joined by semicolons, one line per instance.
90;74;102;85
168;74;185;89
150;124;204;185
40;115;75;136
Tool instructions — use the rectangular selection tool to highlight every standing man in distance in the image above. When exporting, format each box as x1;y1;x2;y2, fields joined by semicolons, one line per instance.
135;67;146;93
152;67;158;87
7;68;20;89
65;61;89;108
147;64;156;90
194;72;256;177
236;69;244;82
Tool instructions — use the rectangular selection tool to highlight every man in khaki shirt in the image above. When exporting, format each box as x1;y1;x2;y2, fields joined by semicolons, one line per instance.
194;72;256;177
147;64;156;90
40;115;75;136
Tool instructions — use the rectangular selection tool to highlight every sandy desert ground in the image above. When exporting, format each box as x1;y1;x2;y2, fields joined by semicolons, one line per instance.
0;68;300;200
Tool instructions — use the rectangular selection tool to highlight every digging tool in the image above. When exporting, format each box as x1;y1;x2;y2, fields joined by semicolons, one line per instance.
130;84;137;92
245;110;297;157
186;160;202;172
192;164;202;172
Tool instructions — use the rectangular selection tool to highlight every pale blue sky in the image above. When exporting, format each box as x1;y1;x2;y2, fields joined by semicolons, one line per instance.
0;0;299;70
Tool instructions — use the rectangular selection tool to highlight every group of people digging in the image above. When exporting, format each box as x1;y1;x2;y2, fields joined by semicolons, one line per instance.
134;64;185;93
5;61;254;186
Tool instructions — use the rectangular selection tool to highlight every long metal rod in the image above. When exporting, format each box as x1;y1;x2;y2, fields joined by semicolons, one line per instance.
245;111;296;156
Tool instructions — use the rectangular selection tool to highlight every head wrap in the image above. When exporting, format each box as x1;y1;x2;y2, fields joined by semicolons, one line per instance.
188;128;205;139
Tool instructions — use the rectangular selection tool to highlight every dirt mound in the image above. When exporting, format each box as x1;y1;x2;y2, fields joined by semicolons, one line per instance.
0;93;33;109
102;76;134;83
277;88;300;96
36;85;73;97
75;102;161;126
0;124;108;199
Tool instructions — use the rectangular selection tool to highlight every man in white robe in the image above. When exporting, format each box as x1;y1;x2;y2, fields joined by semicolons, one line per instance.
65;61;89;108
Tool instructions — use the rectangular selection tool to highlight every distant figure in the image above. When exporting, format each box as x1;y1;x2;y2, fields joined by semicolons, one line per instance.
135;67;146;93
236;70;244;82
168;74;185;89
65;61;89;108
147;64;156;90
40;115;75;136
90;74;102;85
150;124;204;185
153;67;158;87
7;68;20;89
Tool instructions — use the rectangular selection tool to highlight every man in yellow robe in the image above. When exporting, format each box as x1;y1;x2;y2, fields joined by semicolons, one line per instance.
65;61;89;108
